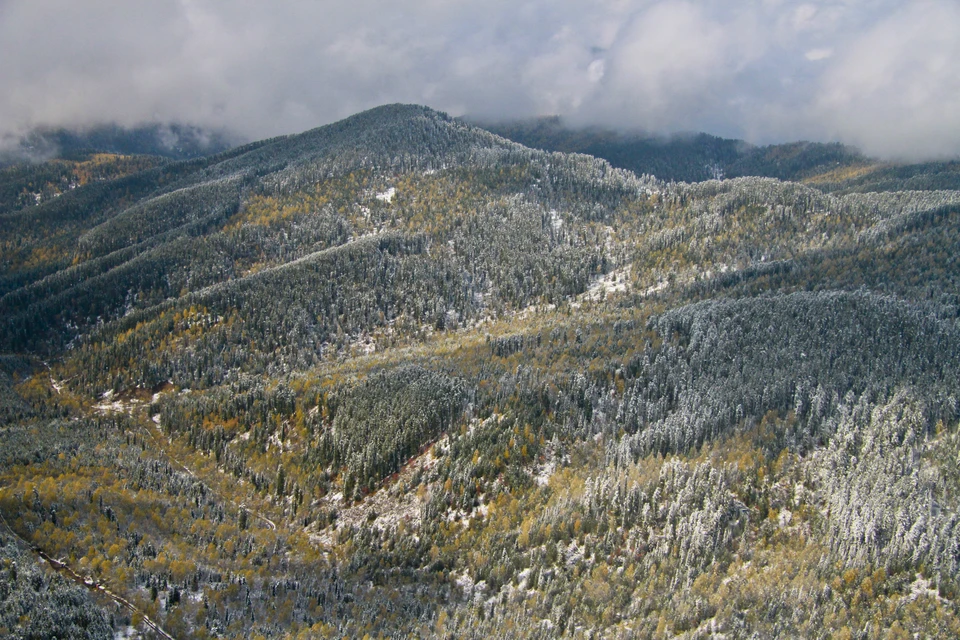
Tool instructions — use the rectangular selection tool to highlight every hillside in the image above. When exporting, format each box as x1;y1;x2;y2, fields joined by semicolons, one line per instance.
3;123;239;166
2;104;960;638
481;116;960;193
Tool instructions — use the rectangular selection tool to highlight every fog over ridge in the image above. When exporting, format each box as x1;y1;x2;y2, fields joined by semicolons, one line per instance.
2;0;958;160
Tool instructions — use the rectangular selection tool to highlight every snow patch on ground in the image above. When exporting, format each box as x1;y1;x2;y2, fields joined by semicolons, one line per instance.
908;573;945;603
266;428;295;452
533;441;559;487
549;209;563;232
582;266;631;301
93;390;144;416
564;540;584;567
348;230;381;243
310;439;448;546
375;187;396;203
642;281;669;296
453;570;476;598
778;509;793;528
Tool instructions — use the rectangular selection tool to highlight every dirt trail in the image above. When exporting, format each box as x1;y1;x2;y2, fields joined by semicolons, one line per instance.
138;414;278;531
0;510;175;640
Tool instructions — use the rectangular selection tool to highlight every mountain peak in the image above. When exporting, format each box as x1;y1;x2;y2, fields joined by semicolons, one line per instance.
186;103;515;187
329;103;453;127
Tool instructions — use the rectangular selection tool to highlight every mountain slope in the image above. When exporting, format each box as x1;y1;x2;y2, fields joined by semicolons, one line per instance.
480;116;960;193
2;104;960;638
4;122;239;164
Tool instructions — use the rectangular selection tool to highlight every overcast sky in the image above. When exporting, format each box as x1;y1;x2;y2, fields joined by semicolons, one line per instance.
2;0;959;160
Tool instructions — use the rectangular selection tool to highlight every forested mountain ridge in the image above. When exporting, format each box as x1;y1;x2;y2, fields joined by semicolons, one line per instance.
2;104;960;638
2;123;240;166
481;116;960;192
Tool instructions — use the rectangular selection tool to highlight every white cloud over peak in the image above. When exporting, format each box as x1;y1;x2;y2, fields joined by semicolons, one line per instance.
0;0;957;159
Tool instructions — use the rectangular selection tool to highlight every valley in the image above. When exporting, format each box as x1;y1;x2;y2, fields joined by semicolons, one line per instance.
2;104;960;638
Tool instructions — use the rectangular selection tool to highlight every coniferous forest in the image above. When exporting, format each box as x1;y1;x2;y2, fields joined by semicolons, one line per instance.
2;104;960;637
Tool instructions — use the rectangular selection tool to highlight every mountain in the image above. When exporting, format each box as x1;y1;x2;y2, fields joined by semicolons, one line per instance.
480;116;960;192
4;122;240;165
2;104;960;638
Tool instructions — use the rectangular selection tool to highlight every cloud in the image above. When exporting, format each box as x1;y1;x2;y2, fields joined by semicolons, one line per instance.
0;0;958;159
574;2;769;134
812;1;960;160
804;48;833;62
